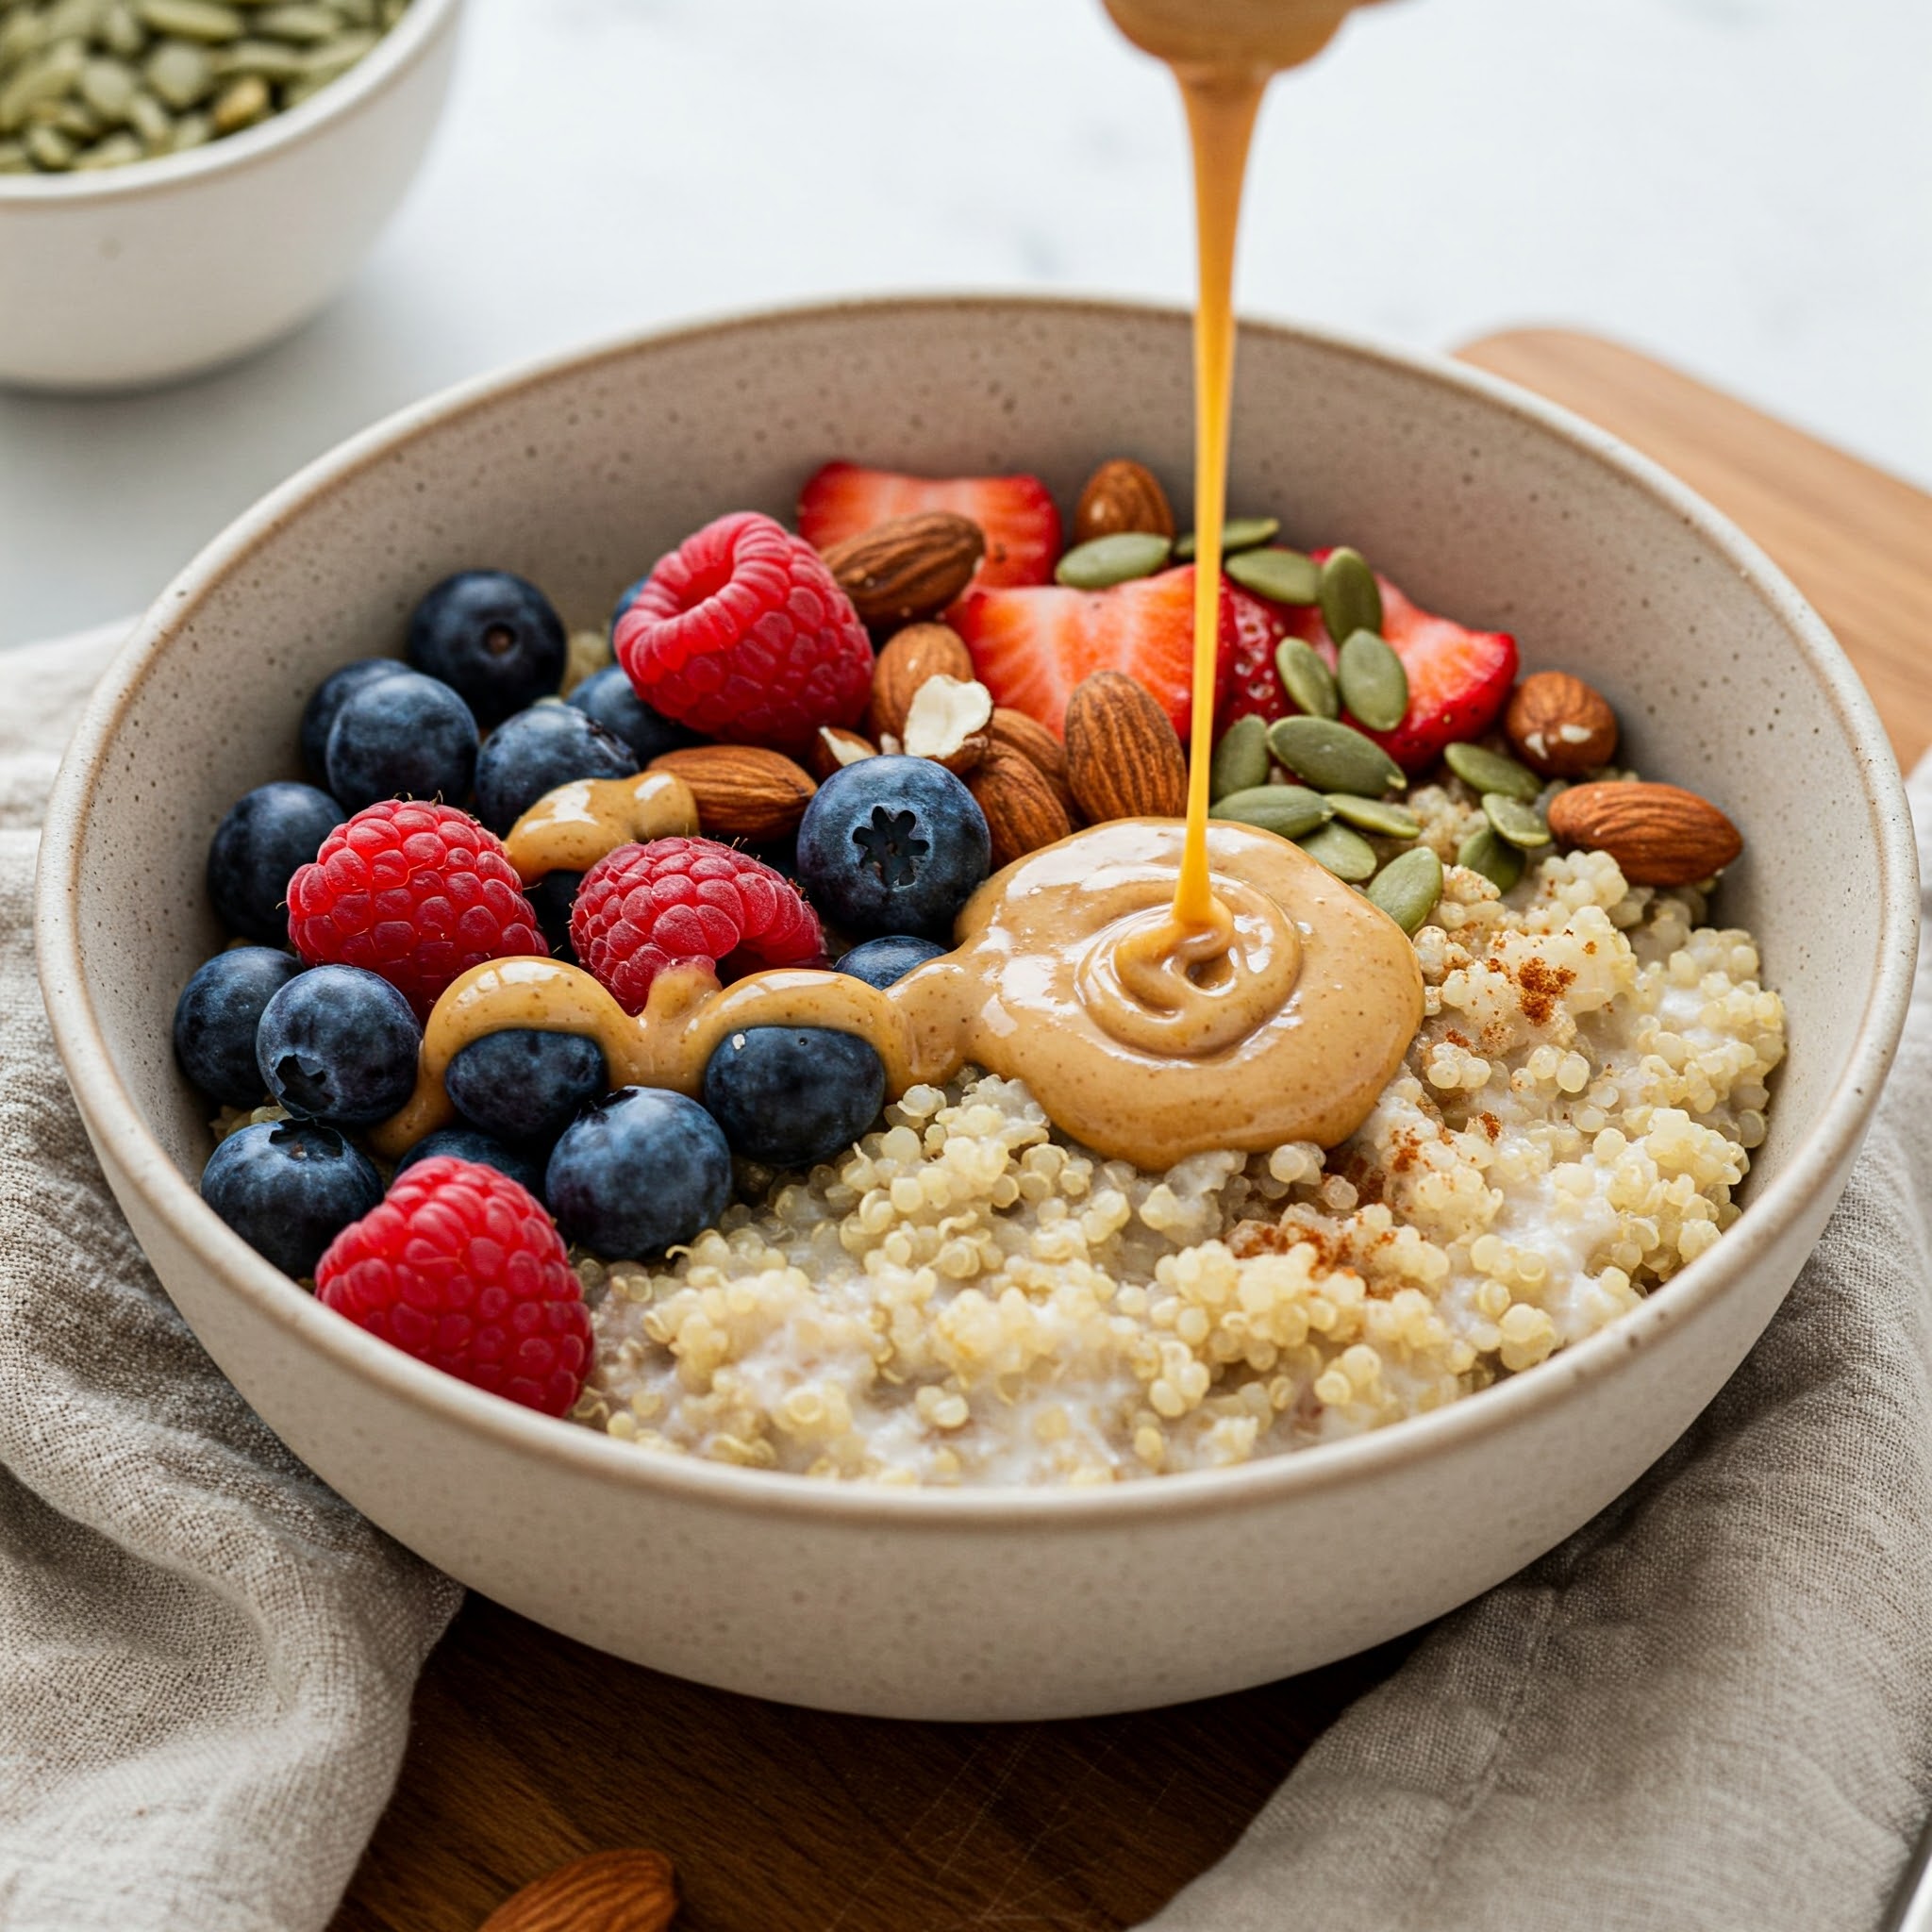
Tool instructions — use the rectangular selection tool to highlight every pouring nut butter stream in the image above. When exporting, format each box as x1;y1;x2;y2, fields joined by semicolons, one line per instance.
373;0;1422;1176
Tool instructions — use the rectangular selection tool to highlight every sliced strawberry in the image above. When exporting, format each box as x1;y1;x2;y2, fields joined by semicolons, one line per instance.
1215;584;1291;730
797;461;1061;591
953;565;1233;740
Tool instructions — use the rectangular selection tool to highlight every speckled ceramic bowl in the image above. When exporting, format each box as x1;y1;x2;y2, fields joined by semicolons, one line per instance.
36;298;1917;1720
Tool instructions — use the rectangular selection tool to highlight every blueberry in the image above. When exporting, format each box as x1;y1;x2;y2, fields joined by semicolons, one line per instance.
546;1088;731;1257
610;574;650;637
702;1027;885;1169
525;869;581;964
473;703;637;837
407;570;567;727
256;965;422;1126
795;756;991;940
207;782;343;944
393;1125;547;1199
445;1028;606;1145
835;935;948;990
300;658;409;783
325;669;478;811
200;1118;382;1278
173;947;304;1107
565;664;696;764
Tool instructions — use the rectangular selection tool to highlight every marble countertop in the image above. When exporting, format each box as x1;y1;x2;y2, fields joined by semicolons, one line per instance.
3;0;1926;649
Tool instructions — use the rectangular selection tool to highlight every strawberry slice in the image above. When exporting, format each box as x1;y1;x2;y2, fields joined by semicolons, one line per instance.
1215;585;1292;730
797;461;1061;591
953;565;1233;740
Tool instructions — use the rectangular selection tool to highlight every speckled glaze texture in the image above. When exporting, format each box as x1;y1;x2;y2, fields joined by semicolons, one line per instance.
35;300;1918;1720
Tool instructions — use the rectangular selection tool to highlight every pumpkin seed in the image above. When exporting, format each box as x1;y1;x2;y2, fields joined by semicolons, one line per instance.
253;3;341;40
167;104;208;145
101;3;147;56
126;84;171;142
0;139;29;170
1212;785;1332;841
43;0;108;41
144;37;211;105
1367;844;1443;934
378;0;405;25
0;14;45;70
24;120;75;164
1054;530;1173;590
213;35;306;75
1335;628;1407;732
335;0;377;22
1483;791;1552;850
77;53;135;116
40;95;99;135
137;0;244;42
1318;546;1382;646
1274;637;1338;721
1174;515;1279;562
1326;792;1421;840
1266;715;1404;797
1208;714;1270;803
1296;820;1378;882
1457;824;1524;893
208;67;265;129
300;25;375;79
1;41;87;133
1444;740;1540;802
1226;544;1319;606
71;125;141;164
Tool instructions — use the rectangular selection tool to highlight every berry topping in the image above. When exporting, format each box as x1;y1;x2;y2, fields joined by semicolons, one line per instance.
834;933;948;989
570;835;823;1015
566;663;697;765
613;511;873;747
393;1125;547;1200
445;1028;607;1146
256;964;422;1126
797;462;1061;591
174;946;303;1108
407;571;569;728
315;1157;591;1417
545;1088;732;1259
207;781;343;945
200;1118;383;1281
952;565;1235;741
1215;584;1292;731
287;799;548;1018
324;669;479;814
300;658;408;785
702;1026;886;1169
795;756;991;941
473;703;638;838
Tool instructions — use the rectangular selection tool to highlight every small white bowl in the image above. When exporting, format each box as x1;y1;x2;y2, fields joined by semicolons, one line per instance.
0;0;461;391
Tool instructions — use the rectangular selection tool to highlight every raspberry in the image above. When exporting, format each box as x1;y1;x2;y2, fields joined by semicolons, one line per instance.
613;510;872;746
288;800;547;1018
315;1157;590;1417
571;835;823;1014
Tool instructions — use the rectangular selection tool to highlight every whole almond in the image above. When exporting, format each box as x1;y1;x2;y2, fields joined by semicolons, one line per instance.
481;1848;676;1932
820;511;985;625
1546;780;1741;886
1506;670;1619;777
647;744;816;841
867;622;974;741
968;741;1074;868
807;725;876;781
1074;458;1175;545
1063;671;1187;823
986;706;1079;821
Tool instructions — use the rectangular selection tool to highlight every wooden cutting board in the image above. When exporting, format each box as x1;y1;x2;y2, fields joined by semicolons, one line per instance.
330;330;1932;1932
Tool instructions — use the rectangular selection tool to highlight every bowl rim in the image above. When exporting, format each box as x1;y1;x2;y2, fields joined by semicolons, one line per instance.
34;292;1921;1532
0;0;461;205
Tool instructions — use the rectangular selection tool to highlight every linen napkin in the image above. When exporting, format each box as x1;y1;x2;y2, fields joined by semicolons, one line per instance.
0;625;462;1932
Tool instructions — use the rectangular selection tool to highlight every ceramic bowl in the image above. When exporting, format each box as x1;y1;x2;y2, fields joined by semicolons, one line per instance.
0;0;461;391
36;298;1917;1721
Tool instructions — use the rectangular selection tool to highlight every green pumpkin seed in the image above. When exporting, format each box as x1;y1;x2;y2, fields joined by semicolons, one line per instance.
126;85;171;142
71;125;142;165
145;37;211;105
1212;785;1333;841
1226;545;1320;606
1297;820;1378;883
1208;714;1270;803
0;140;30;172
43;0;108;41
1326;792;1421;840
213;36;306;75
1367;844;1444;934
1174;515;1280;562
78;53;136;116
1335;628;1407;733
101;3;148;57
335;0;378;22
1;42;87;133
1267;715;1404;797
1444;740;1540;802
24;120;75;165
253;3;341;40
300;25;375;79
1318;546;1382;646
167;104;209;145
1457;824;1524;893
208;66;265;128
138;0;243;42
1054;530;1173;591
0;14;45;71
40;95;99;136
1483;791;1552;850
1275;637;1338;721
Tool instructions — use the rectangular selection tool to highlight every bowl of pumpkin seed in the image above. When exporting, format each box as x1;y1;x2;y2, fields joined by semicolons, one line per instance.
0;0;461;389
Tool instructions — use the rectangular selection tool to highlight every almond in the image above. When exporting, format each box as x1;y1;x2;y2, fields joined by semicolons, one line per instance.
646;744;815;841
481;1848;676;1932
1506;670;1619;777
807;725;876;781
968;741;1074;868
901;674;993;774
820;511;986;625
986;706;1079;821
1062;671;1187;823
1074;458;1175;545
867;622;974;741
1546;780;1741;887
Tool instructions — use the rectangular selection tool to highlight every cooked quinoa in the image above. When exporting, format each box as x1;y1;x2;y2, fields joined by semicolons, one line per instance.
574;809;1787;1486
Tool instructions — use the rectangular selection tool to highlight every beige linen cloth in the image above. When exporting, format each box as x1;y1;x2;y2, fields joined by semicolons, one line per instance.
5;623;1930;1931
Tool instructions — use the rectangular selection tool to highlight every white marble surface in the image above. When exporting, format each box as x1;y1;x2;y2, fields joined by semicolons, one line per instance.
2;0;1928;650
